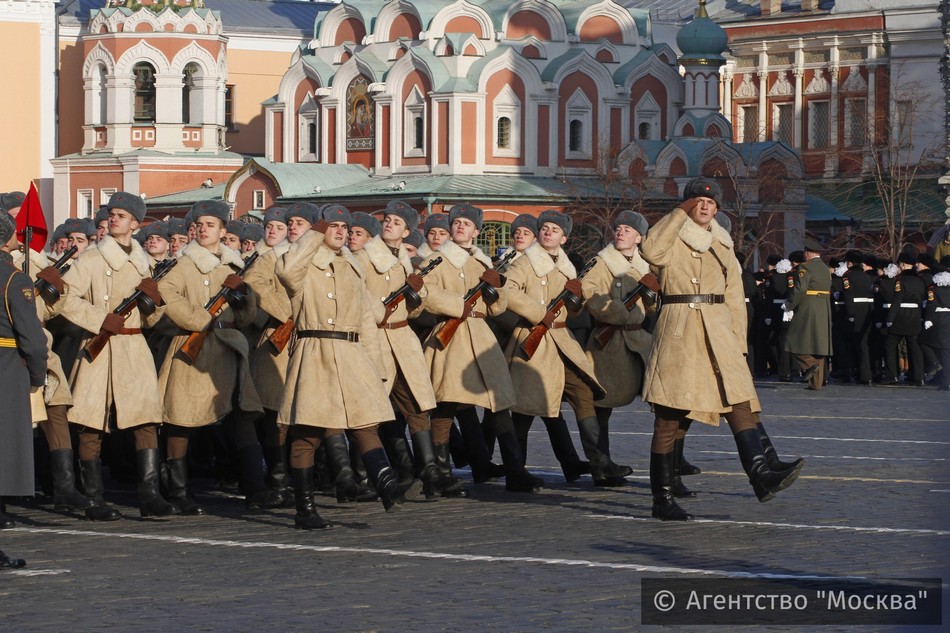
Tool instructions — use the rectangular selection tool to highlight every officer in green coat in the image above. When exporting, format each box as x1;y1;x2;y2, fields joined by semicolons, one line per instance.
785;238;832;390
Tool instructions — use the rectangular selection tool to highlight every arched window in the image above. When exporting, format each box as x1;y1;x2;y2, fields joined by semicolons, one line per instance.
474;221;512;258
497;117;511;149
133;62;156;123
414;116;424;150
638;122;651;140
95;64;108;125
569;119;583;152
403;85;426;158
182;63;200;125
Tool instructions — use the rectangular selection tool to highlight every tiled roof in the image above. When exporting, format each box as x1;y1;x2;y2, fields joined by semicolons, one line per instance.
146;183;226;205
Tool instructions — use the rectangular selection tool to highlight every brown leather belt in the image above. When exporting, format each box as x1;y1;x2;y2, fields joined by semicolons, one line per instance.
549;322;567;329
296;329;360;342
469;311;487;319
379;320;408;330
116;328;142;335
664;294;725;304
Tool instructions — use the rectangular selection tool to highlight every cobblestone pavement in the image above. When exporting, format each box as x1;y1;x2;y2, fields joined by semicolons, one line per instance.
1;380;947;632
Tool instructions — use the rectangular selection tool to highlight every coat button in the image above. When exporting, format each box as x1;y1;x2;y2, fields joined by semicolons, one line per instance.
459;272;464;278
203;280;210;286
103;295;109;301
691;277;699;284
327;318;334;324
615;281;622;287
327;293;334;299
541;280;546;286
326;272;332;277
691;252;699;258
385;275;390;281
105;270;111;277
688;302;695;308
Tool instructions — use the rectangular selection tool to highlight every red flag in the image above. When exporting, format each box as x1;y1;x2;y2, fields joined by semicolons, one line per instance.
15;182;48;253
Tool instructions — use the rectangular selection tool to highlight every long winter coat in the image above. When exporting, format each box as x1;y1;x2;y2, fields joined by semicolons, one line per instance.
243;241;292;412
52;236;165;431
640;208;760;426
276;231;393;429
0;254;45;495
354;235;437;412
924;274;950;349
157;241;262;427
420;240;516;412
786;256;833;356
582;243;654;408
502;243;603;417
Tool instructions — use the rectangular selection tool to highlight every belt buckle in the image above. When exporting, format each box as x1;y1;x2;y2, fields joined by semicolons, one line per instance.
346;331;358;342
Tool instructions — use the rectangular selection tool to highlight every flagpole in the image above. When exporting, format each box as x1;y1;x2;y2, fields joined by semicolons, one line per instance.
24;227;32;278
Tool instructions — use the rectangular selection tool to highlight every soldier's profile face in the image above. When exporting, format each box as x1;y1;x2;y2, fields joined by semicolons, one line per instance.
264;221;287;246
287;217;312;243
169;234;188;255
348;226;372;252
383;215;410;242
222;232;242;250
614;224;642;252
427;227;449;249
325;221;348;250
538;222;566;250
512;226;536;251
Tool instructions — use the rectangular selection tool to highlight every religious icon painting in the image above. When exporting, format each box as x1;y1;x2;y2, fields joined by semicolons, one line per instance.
346;75;374;151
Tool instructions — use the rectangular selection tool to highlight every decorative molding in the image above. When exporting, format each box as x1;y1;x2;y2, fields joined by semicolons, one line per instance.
734;74;758;99
841;67;867;93
804;71;830;95
769;71;793;97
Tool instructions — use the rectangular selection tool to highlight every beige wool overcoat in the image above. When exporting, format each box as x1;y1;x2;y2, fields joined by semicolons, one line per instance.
157;241;262;427
52;236;164;431
640;208;760;426
502;243;603;417
243;241;292;412
582;243;655;408
420;240;516;412
275;230;393;429
354;235;437;412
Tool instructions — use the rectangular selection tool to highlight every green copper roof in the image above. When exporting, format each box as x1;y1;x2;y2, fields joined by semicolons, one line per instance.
146;183;226;205
238;159;371;198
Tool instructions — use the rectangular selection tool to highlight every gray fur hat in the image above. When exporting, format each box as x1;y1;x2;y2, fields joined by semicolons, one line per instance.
715;213;732;233
683;177;722;208
108;191;148;222
1;191;25;212
537;209;573;237
383;201;419;231
511;213;538;237
191;200;230;224
168;218;189;237
612;210;649;236
286;202;321;225
263;206;288;226
0;210;14;245
146;220;170;242
350;212;381;237
63;217;96;238
322;204;352;226
242;223;264;244
448;204;483;231
94;206;110;225
404;229;424;249
424;213;450;235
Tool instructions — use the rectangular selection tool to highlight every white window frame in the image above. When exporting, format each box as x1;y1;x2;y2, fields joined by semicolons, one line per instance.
565;89;592;160
492;85;522;158
634;92;660;141
298;94;320;162
77;189;94;218
737;104;760;143
99;188;117;206
807;100;830;149
252;190;265;210
403;85;427;159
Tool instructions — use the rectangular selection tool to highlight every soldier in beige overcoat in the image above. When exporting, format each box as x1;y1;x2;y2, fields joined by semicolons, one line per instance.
44;192;177;520
641;179;803;521
420;204;539;493
242;206;293;505
355;201;466;499
275;204;421;528
503;211;614;485
157;199;279;515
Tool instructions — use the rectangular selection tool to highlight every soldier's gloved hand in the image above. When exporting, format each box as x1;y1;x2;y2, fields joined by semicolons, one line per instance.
780;302;788;312
764;318;772;326
924;320;933;330
848;316;855;323
406;274;424;292
564;279;584;298
886;322;893;328
480;270;505;288
222;274;248;294
679;198;701;215
639;273;660;293
101;312;125;334
135;278;163;307
875;322;882;329
311;220;330;234
37;266;65;294
541;310;558;330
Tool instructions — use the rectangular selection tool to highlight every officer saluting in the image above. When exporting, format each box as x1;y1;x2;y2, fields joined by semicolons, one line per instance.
0;210;45;567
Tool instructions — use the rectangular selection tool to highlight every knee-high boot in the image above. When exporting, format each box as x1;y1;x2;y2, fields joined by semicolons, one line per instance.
412;431;468;499
49;449;93;510
671;438;697;498
756;422;804;472
677;420;701;476
262;442;293;507
381;423;416;486
325;434;375;503
457;409;504;482
511;413;533;465
313;443;334;495
597;417;632;478
486;410;541;493
136;449;179;518
79;460;121;521
543;416;589;482
165;458;205;515
733;429;803;502
448;422;469;469
361;448;423;512
237;444;283;509
291;467;331;530
576;417;625;487
348;439;379;501
650;452;692;521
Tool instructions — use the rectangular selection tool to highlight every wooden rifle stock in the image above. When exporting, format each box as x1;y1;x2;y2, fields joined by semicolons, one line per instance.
434;250;516;349
521;257;598;360
590;283;653;350
83;258;178;362
379;256;442;326
267;318;295;354
179;250;260;363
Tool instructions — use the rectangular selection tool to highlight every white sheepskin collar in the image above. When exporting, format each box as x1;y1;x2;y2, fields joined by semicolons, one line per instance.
933;271;950;287
363;234;412;276
678;216;734;253
416;243;433;260
523;242;577;279
312;243;363;278
438;239;492;270
254;240;290;258
97;235;150;277
775;259;793;274
597;243;650;278
182;241;245;274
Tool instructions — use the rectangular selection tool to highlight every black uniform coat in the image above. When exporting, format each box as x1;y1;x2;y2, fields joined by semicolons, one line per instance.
923;277;950;349
786;256;833;356
0;252;46;495
886;270;926;337
842;266;874;332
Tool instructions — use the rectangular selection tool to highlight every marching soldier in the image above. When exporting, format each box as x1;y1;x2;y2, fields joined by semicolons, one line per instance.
0;210;45;566
418;213;450;260
347;212;380;253
143;221;170;266
785;239;832;390
276;204;422;528
923;267;950;390
883;253;925;385
168;218;190;258
641;178;803;521
841;251;875;385
241;223;263;254
157;199;280;514
41;191;177;520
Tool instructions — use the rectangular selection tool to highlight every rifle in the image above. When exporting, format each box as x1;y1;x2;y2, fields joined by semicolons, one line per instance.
434;249;517;350
379;256;442;327
83;258;178;362
590;281;658;349
34;246;78;305
179;250;260;363
267;316;296;354
521;257;598;360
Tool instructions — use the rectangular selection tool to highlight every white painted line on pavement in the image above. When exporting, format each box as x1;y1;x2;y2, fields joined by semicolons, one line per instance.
3;569;71;577
14;527;870;582
928;489;950;493
588;515;950;536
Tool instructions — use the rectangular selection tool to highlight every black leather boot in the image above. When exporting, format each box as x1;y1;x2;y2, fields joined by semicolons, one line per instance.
382;428;417;487
757;422;804;472
313;443;334;495
165;458;206;515
650;452;692;521
291;467;331;530
137;449;179;518
325;434;368;503
597;417;632;478
0;511;13;530
448;422;469;469
237;444;283;509
543;416;589;482
458;408;505;482
0;549;26;569
263;443;294;508
734;429;803;502
79;460;121;521
362;448;423;512
678;420;701;476
489;413;541;492
349;439;381;501
511;413;533;465
671;438;696;498
49;449;94;510
414;432;468;499
577;417;625;487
